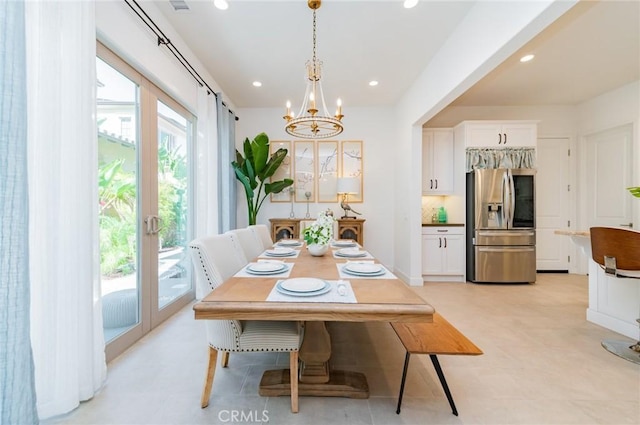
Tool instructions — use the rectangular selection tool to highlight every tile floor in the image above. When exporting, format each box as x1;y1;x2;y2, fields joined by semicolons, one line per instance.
47;273;640;425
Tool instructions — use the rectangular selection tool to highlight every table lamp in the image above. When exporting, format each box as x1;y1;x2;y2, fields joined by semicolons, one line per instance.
337;177;361;219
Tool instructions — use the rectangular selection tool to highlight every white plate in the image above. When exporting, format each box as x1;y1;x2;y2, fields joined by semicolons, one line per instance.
335;248;367;258
332;239;356;247
247;262;287;273
344;263;383;274
278;239;301;246
342;266;386;278
280;277;326;293
265;247;295;256
276;280;331;297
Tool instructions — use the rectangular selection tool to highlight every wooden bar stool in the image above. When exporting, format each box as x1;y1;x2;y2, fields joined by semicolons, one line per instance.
590;226;640;364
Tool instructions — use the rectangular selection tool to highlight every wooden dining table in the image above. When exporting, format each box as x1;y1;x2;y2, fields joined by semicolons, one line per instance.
193;242;435;399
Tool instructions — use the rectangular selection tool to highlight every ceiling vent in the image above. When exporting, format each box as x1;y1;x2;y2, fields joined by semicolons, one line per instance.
170;0;189;11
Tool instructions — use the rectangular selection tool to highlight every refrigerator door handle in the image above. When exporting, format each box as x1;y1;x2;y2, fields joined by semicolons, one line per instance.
478;247;535;253
509;170;516;228
501;171;509;228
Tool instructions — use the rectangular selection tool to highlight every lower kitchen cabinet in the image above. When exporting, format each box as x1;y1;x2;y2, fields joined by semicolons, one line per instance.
422;226;465;282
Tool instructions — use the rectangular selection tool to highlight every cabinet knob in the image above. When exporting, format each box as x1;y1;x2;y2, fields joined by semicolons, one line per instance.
444;237;447;248
430;179;433;189
438;237;442;248
498;133;502;144
434;179;438;189
503;133;507;144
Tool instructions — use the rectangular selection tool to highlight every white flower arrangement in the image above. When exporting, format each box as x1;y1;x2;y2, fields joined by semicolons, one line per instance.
302;211;336;246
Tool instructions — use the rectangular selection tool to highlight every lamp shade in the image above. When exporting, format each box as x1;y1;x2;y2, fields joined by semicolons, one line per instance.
337;177;359;195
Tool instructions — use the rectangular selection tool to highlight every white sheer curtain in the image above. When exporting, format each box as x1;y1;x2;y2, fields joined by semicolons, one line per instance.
0;1;38;422
216;95;237;232
196;87;220;238
25;0;106;419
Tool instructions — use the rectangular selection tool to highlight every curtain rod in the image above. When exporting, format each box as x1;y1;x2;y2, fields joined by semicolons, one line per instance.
123;0;238;121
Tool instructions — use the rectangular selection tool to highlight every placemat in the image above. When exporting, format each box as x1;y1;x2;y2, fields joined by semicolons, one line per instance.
266;280;357;303
335;261;396;279
234;261;294;278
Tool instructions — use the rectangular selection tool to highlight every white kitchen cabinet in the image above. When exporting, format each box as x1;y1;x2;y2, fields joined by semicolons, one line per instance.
455;121;537;148
422;129;454;194
422;226;465;282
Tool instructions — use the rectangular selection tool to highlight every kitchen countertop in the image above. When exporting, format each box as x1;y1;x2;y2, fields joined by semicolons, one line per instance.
422;223;464;227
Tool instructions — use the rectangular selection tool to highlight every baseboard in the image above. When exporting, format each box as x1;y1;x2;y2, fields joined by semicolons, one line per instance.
586;308;639;339
422;275;465;283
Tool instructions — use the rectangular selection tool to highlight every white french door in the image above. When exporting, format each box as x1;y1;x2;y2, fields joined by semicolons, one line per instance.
97;43;195;361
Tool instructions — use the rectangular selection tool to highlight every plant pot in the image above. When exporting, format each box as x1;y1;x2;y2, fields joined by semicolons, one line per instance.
307;243;329;257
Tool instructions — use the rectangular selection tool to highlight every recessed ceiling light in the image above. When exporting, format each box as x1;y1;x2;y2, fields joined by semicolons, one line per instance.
252;81;262;87
369;80;379;87
214;0;229;11
403;0;419;9
520;54;535;63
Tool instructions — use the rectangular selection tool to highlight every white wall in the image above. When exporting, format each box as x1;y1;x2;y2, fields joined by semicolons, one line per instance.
236;106;397;267
426;105;577;138
95;1;232;114
574;80;640;272
424;81;640;275
393;0;576;285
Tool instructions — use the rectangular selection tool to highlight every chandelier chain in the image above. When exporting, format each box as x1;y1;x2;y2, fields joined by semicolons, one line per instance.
283;0;343;139
312;9;317;78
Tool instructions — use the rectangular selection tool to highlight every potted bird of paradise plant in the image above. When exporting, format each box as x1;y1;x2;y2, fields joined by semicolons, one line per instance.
232;132;293;225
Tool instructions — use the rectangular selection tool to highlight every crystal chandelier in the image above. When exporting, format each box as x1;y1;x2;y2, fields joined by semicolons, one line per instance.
283;0;344;139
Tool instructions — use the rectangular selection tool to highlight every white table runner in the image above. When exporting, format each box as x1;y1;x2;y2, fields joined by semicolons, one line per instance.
335;261;396;279
266;280;357;303
234;261;295;278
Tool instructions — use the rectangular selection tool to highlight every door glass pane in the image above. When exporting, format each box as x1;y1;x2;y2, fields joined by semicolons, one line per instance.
513;175;535;228
157;100;192;309
97;58;140;342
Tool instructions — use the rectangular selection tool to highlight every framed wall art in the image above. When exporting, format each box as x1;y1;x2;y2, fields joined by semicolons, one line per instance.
269;140;292;202
340;140;363;202
293;140;316;202
317;140;339;203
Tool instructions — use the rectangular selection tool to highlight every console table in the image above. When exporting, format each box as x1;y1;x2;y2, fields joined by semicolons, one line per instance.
337;218;365;246
269;218;302;242
269;218;366;246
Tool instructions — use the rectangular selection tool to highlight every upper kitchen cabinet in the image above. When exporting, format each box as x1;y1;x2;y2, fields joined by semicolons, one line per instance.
455;121;538;148
422;128;454;194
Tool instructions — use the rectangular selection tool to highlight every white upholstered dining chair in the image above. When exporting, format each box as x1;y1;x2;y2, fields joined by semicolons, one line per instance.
226;227;264;261
189;233;303;412
248;224;274;249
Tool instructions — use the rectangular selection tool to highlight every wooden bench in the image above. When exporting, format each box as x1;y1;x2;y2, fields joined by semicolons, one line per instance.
391;313;483;416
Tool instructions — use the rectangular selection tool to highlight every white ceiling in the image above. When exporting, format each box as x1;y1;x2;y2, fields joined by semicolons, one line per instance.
155;0;639;111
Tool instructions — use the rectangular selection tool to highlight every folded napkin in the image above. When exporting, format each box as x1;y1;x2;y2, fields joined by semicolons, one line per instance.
258;249;301;259
335;262;396;279
234;262;294;278
266;280;357;303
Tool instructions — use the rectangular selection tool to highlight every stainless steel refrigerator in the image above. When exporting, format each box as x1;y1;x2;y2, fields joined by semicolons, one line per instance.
466;168;536;283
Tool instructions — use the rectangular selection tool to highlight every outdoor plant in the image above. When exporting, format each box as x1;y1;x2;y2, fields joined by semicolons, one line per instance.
302;211;336;246
232;132;293;225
